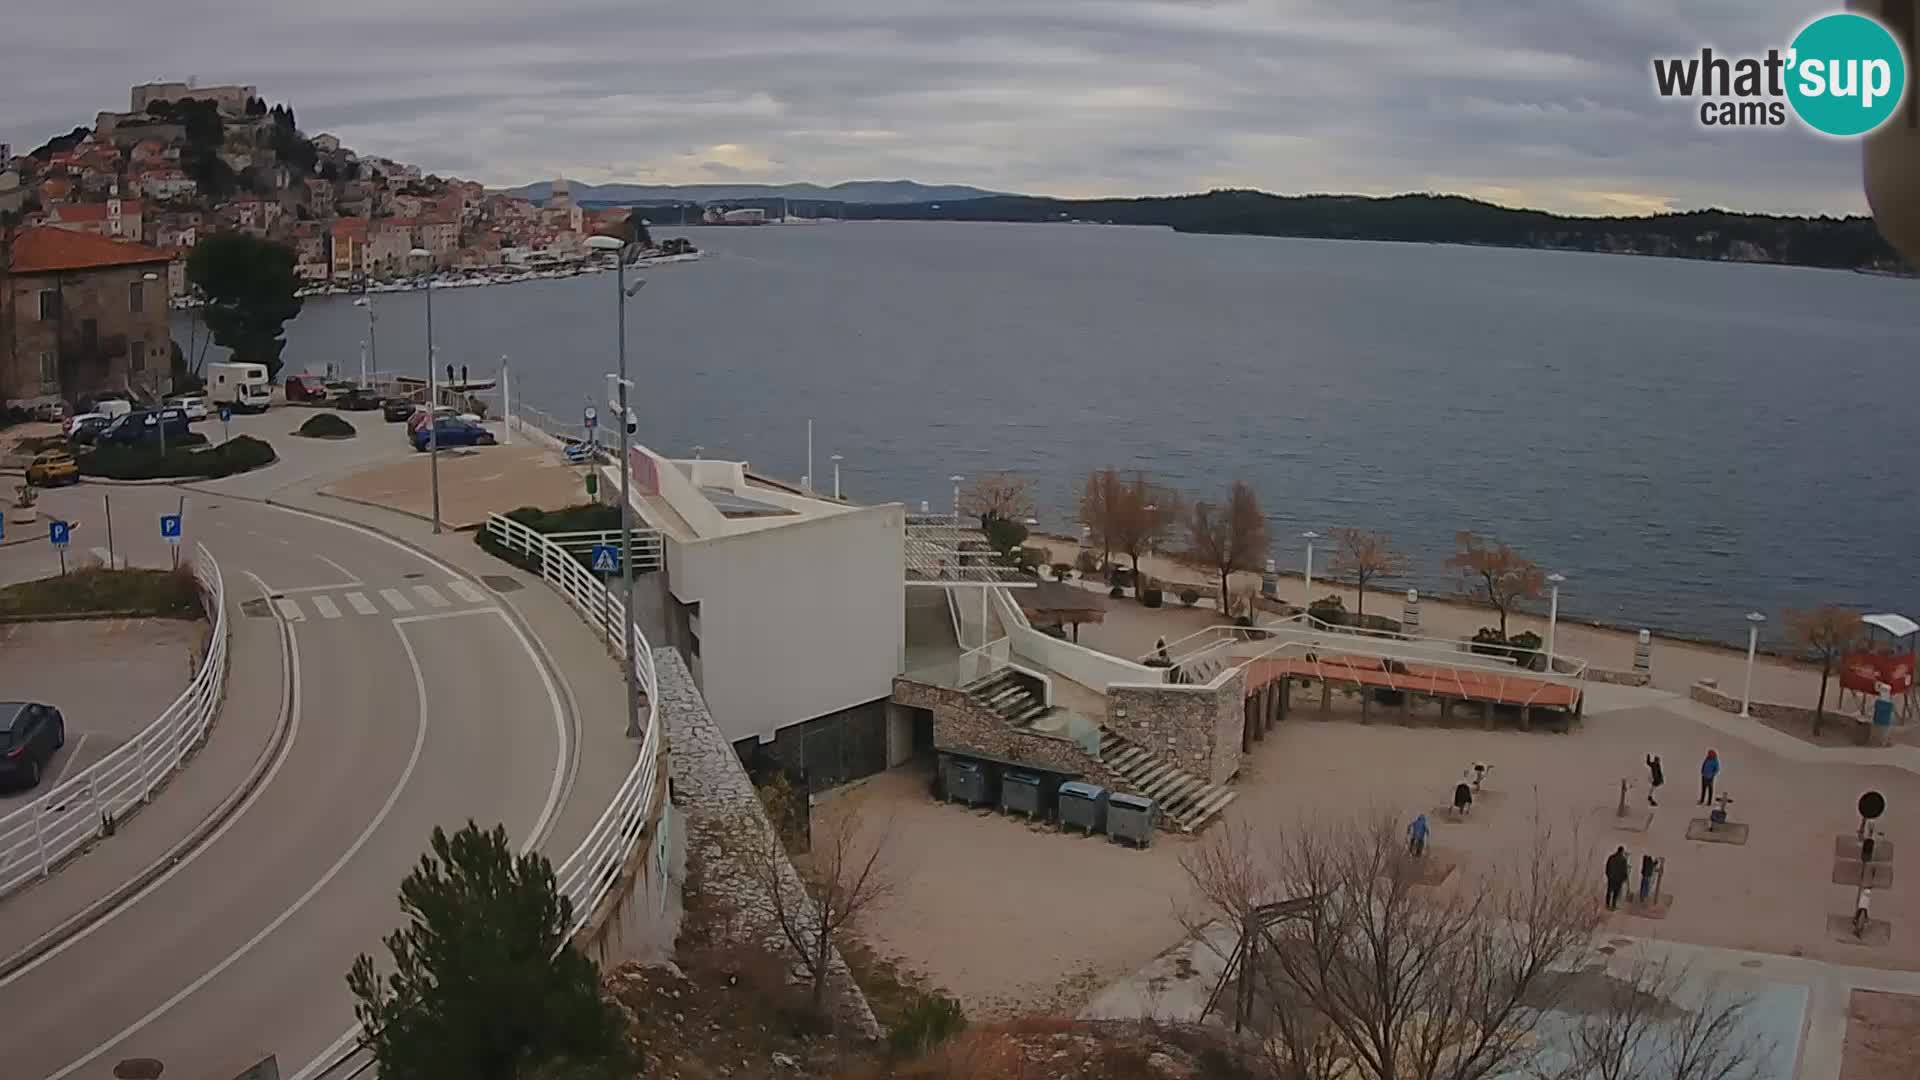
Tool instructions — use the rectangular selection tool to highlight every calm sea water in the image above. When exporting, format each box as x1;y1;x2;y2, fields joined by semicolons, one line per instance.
185;221;1920;644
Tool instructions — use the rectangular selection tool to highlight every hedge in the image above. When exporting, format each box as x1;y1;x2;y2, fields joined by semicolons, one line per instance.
79;435;277;480
0;566;203;619
295;413;357;439
473;502;643;576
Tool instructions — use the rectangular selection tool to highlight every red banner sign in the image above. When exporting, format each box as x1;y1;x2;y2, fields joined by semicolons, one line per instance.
1842;651;1916;695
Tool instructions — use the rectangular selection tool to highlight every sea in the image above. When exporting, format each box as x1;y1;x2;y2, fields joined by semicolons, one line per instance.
178;220;1920;646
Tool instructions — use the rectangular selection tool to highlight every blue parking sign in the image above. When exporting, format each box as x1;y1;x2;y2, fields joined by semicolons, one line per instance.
160;514;183;542
49;520;70;547
590;544;619;574
219;405;233;423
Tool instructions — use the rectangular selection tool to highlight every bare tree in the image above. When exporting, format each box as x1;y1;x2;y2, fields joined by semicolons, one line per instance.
1181;481;1270;617
715;791;895;1020
1447;531;1545;639
1178;815;1762;1080
1328;528;1407;624
1107;471;1182;596
962;470;1035;529
1079;467;1123;567
1542;952;1768;1080
1782;605;1864;734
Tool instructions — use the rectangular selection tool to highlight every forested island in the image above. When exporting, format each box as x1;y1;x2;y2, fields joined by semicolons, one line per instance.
833;191;1907;273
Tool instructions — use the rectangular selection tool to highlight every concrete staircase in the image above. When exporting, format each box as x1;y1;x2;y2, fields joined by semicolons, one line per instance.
965;669;1052;727
1097;729;1237;833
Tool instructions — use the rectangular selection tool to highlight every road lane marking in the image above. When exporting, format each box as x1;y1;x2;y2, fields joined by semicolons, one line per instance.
446;578;487;604
392;607;502;625
298;610;572;1080
314;554;361;584
379;588;413;612
310;595;341;620
344;591;377;616
273;597;305;621
1;569;302;987
47;734;90;788
412;584;451;608
43;602;430;1080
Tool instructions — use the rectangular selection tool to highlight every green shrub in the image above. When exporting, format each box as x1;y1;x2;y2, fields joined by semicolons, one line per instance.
473;502;641;577
1179;588;1200;607
294;412;356;439
1142;587;1163;608
1109;585;1125;599
1050;562;1074;582
0;566;203;618
1074;549;1099;574
1308;594;1348;626
889;992;966;1055
79;435;276;480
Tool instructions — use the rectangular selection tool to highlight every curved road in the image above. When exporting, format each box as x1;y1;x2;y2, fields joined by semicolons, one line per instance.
0;485;573;1080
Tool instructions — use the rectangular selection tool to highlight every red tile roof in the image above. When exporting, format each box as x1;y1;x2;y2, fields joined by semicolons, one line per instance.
8;226;174;274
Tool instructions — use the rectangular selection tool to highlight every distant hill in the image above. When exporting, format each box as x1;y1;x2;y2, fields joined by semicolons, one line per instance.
498;179;1010;206
836;190;1906;273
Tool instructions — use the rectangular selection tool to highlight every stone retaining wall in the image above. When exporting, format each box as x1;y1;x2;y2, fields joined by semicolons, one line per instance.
1588;668;1653;687
1689;679;1819;726
893;677;1124;792
1108;668;1245;786
661;650;882;1039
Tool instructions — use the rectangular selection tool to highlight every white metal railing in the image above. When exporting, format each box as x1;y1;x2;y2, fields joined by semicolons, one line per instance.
482;512;663;935
0;543;229;900
541;529;664;573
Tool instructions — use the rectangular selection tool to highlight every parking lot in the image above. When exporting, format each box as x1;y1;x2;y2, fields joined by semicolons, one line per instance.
0;618;206;805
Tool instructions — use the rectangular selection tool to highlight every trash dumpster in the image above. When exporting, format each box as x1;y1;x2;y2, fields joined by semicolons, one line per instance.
1058;781;1108;835
1107;792;1157;848
945;757;994;808
1001;769;1045;819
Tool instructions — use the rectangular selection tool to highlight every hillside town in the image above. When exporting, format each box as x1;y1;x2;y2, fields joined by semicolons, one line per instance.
0;79;634;296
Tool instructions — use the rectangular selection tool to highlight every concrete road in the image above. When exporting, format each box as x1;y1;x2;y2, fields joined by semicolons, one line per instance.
0;482;573;1080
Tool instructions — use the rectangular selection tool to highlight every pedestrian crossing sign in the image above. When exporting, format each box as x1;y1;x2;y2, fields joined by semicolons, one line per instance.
591;544;619;574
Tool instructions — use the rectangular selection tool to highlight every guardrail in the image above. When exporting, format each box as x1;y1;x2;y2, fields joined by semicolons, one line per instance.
0;543;228;900
541;529;665;573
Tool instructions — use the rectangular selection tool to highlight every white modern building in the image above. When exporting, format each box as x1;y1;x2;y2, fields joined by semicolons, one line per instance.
595;443;907;784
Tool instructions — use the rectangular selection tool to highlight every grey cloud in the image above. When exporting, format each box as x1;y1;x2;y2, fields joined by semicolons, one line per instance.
0;0;1872;214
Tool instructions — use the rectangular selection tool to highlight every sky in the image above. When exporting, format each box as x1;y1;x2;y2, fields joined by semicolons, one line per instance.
0;0;1880;217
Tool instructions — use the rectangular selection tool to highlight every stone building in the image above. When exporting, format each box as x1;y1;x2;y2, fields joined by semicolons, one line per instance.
1;227;174;407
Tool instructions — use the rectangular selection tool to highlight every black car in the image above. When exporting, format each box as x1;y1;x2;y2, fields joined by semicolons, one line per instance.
382;398;417;422
336;388;383;411
100;407;191;445
0;702;65;790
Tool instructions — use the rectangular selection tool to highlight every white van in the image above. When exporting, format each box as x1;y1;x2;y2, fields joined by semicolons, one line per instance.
207;362;273;413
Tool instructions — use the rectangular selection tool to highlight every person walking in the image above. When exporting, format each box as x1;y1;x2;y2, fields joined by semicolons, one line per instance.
1407;813;1430;858
1698;749;1720;805
1645;754;1664;806
1605;847;1631;910
1453;780;1474;817
1638;853;1656;904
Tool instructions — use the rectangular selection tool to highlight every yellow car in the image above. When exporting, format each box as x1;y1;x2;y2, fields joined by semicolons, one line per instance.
26;450;79;487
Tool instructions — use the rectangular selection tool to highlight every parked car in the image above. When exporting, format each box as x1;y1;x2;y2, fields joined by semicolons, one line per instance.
285;373;330;402
66;415;111;445
63;411;106;438
382;398;417;423
0;702;66;790
335;388;382;411
100;407;191;446
25;450;80;486
406;405;460;435
165;395;210;421
412;417;496;451
33;401;69;423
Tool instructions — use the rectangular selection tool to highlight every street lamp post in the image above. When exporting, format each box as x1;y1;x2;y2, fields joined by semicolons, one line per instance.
1302;531;1320;598
1545;572;1566;673
352;296;377;388
831;453;844;500
410;249;441;533
950;475;964;523
1741;612;1767;718
587;234;645;738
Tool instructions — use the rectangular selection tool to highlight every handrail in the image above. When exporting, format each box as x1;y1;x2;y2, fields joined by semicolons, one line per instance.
481;512;663;935
0;543;229;900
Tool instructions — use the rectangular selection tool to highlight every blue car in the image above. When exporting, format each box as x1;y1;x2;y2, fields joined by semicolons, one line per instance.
412;417;496;452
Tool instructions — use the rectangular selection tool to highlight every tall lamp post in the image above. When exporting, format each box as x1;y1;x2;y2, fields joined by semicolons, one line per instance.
587;234;646;738
410;249;441;533
1301;531;1320;598
352;296;377;388
1741;611;1767;718
831;453;844;500
1545;572;1566;673
950;475;964;523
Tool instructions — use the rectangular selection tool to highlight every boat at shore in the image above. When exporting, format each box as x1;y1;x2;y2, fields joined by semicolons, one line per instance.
172;248;703;308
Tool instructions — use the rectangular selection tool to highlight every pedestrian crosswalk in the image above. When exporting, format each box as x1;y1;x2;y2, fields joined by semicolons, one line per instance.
269;580;491;622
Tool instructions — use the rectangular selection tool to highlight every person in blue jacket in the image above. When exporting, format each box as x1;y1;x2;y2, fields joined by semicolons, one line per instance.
1698;749;1720;805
